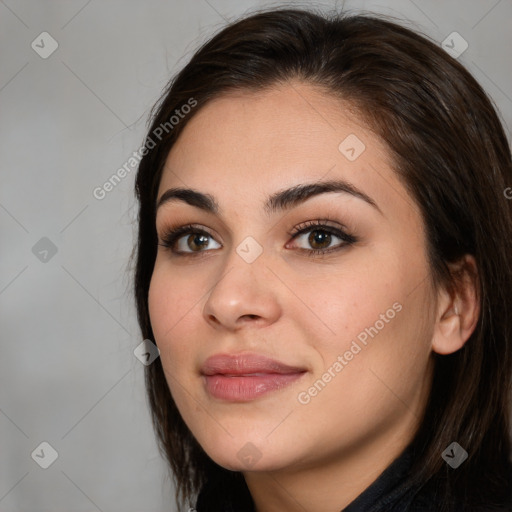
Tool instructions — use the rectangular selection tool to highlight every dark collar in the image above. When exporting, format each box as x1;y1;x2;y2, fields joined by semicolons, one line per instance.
342;442;421;512
195;443;420;512
195;441;512;512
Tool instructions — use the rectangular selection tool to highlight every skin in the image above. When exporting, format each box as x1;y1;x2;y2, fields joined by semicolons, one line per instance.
148;82;479;512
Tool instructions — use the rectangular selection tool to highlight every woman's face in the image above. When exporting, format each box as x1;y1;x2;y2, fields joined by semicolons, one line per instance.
148;82;437;472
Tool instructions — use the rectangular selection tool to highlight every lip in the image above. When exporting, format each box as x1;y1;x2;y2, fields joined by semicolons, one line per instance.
201;353;307;401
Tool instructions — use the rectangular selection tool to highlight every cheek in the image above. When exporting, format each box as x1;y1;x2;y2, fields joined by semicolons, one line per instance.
299;292;431;442
147;265;201;366
300;261;401;353
148;260;202;334
306;252;431;391
147;267;205;415
148;271;174;343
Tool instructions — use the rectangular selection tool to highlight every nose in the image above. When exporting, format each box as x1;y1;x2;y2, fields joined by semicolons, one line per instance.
202;246;282;332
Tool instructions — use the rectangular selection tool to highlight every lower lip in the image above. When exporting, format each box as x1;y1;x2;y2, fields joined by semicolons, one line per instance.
203;372;306;401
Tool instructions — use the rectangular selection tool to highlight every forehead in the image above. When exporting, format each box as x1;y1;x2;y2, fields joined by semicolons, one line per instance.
158;82;414;223
164;83;385;171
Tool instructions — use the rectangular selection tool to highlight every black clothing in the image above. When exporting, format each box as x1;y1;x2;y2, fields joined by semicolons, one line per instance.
195;442;512;511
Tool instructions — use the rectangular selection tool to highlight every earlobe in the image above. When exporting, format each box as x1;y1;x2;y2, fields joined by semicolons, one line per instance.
431;255;480;356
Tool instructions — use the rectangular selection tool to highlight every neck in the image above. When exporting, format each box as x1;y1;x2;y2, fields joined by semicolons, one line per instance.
243;413;420;512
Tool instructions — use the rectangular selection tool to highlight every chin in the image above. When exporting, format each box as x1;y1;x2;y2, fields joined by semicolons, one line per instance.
207;449;289;472
196;432;292;472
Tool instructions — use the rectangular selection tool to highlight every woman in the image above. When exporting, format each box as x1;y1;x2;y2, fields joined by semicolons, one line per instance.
132;7;512;512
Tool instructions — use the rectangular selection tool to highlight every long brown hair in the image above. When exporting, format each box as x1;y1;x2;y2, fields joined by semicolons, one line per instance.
132;7;512;511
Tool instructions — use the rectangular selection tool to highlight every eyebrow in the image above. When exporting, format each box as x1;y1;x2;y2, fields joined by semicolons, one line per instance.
155;179;382;216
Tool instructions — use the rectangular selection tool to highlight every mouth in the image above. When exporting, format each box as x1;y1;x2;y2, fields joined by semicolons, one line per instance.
202;372;307;401
201;352;308;401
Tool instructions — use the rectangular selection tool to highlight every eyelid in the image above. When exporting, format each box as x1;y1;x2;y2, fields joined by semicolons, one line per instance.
157;223;219;248
157;218;357;256
287;218;348;237
286;219;357;253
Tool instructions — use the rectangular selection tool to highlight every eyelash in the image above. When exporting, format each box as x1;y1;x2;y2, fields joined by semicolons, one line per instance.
157;219;357;258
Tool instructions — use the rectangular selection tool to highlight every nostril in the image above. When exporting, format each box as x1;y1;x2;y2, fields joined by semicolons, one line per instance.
207;314;220;324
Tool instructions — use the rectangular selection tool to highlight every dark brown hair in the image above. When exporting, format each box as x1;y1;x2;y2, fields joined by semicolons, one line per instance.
132;7;512;511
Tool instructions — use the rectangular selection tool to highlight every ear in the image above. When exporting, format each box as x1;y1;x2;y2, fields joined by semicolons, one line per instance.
431;255;480;355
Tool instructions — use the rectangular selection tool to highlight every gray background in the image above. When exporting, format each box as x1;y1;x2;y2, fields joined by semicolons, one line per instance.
1;1;511;511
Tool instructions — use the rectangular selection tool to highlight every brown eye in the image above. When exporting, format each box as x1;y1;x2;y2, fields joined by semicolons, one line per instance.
307;230;333;250
159;224;221;254
289;222;356;255
185;233;210;252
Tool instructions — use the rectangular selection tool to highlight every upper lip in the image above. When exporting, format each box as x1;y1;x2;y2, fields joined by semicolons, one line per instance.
201;353;307;376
